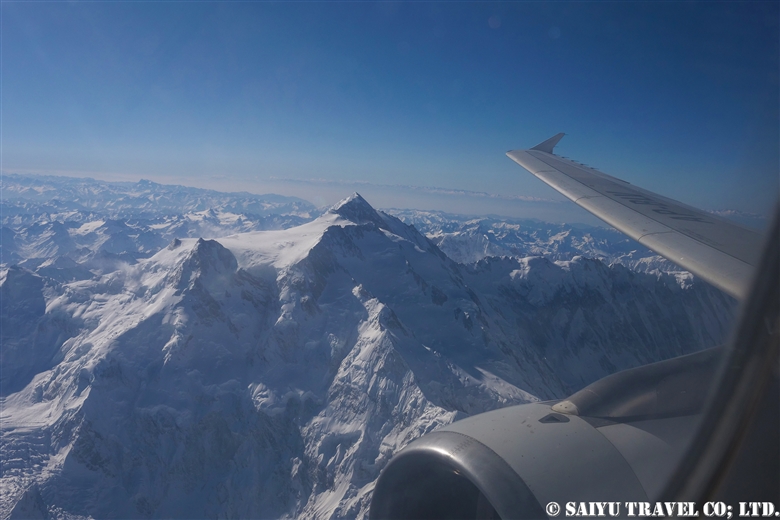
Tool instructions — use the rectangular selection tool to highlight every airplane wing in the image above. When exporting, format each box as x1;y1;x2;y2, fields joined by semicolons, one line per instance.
507;133;763;300
370;138;778;519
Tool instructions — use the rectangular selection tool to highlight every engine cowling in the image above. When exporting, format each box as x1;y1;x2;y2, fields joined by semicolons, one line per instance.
369;348;720;519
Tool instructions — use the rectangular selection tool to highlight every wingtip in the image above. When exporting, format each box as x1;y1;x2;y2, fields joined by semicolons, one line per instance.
530;132;565;154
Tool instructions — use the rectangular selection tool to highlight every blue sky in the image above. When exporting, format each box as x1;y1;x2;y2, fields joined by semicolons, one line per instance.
3;1;778;221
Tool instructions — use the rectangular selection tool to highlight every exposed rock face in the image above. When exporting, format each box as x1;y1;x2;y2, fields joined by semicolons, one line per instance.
0;194;734;519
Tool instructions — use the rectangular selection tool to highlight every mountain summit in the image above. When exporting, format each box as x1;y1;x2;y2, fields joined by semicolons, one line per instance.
0;193;733;519
330;193;385;226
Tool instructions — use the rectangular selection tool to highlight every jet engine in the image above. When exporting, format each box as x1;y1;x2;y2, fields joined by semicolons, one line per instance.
369;348;721;519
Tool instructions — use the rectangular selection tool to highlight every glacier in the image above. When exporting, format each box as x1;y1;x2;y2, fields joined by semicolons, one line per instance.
0;180;736;519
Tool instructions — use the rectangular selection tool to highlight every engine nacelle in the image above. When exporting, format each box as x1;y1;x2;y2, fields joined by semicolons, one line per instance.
370;348;721;519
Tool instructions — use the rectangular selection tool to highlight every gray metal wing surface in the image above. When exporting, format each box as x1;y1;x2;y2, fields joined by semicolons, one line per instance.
507;134;763;300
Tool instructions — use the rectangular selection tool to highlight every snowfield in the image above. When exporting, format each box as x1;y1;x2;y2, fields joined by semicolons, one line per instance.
0;177;735;519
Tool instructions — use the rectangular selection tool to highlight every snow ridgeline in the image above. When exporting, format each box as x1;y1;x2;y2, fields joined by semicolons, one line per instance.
1;194;734;519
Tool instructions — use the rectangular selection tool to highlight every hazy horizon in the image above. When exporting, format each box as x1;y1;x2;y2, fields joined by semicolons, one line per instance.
4;1;778;220
3;170;771;231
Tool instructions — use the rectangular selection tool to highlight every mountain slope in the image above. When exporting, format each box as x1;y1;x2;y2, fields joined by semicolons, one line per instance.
1;174;316;220
387;209;691;279
0;194;734;519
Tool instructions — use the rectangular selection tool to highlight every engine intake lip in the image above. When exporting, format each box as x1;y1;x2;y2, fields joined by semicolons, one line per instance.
369;430;545;520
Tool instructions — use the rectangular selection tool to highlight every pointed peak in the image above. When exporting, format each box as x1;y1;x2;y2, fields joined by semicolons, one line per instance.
188;238;237;272
331;192;369;211
171;238;237;292
329;193;385;227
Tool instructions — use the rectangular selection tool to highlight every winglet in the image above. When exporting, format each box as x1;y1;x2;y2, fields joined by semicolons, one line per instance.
530;133;565;154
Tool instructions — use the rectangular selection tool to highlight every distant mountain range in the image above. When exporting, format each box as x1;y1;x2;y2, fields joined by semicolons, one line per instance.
0;176;735;519
1;174;317;272
2;174;318;219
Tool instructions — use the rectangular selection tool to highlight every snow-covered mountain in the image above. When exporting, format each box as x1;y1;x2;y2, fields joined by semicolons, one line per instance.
1;175;317;276
1;175;692;286
2;174;317;220
1;192;734;519
387;208;689;277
